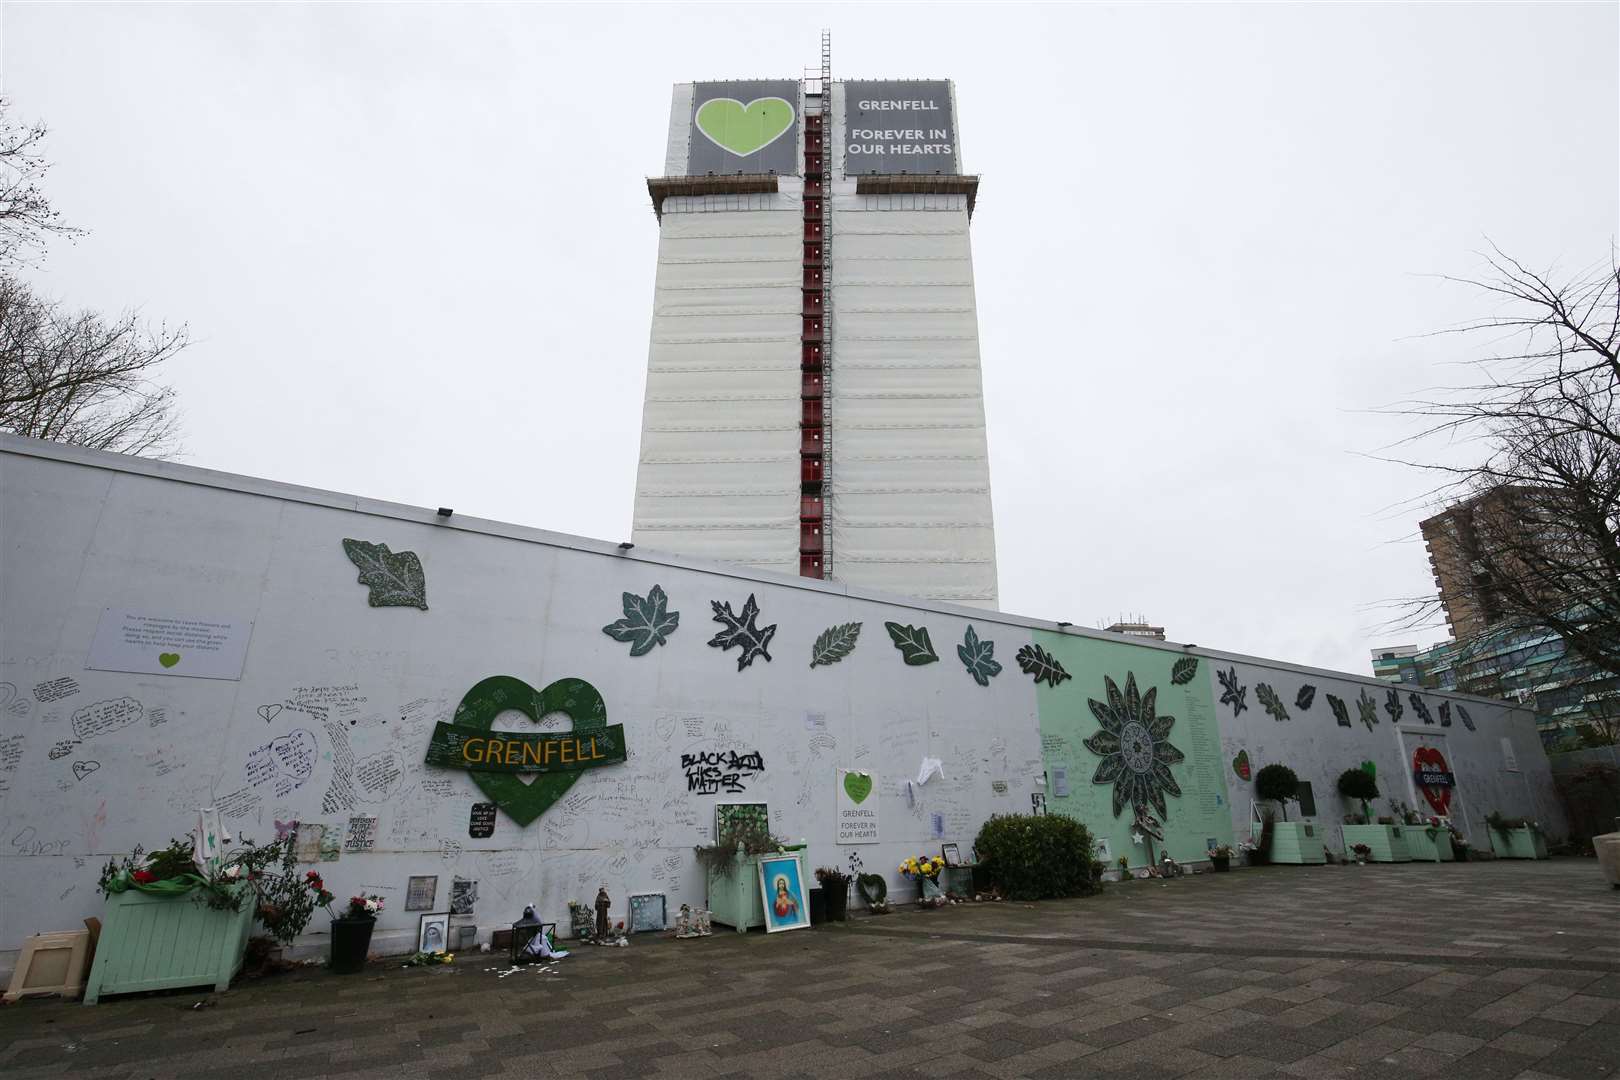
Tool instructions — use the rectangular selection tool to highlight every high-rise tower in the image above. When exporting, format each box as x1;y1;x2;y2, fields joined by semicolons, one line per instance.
634;41;999;608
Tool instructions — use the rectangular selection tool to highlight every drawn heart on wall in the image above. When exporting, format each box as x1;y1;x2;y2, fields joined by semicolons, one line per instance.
452;676;608;827
158;653;181;669
1231;750;1251;781
258;704;283;723
695;97;794;156
1413;746;1453;816
72;761;100;781
843;771;873;805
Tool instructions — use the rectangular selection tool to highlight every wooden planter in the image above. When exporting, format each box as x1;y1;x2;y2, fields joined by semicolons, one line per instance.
706;848;806;932
83;885;253;1005
1267;822;1327;865
1403;827;1455;863
1488;825;1548;860
1342;824;1412;863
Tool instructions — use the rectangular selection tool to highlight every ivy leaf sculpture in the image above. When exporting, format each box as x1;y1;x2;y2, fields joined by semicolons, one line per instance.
1015;643;1071;687
1438;701;1453;728
1295;685;1317;711
809;622;862;668
1216;666;1248;716
1356;688;1378;731
1170;656;1199;685
601;584;680;656
1457;704;1476;731
957;625;1002;686
1409;692;1434;725
341;539;428;610
1384;687;1404;724
1327;694;1352;728
707;593;776;670
1255;683;1290;722
885;622;939;666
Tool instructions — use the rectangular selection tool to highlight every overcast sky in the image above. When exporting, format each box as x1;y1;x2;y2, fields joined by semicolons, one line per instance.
5;3;1616;675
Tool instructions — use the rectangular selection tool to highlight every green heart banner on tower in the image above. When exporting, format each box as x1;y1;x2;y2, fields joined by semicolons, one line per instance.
686;80;799;177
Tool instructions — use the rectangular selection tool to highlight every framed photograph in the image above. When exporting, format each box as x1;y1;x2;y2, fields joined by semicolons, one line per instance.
404;875;438;912
941;843;961;867
417;912;450;955
756;853;810;933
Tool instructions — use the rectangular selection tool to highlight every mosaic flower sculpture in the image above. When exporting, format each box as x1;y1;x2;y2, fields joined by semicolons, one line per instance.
1083;673;1185;838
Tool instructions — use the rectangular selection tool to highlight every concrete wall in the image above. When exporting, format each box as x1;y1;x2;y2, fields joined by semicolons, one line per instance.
0;437;1561;979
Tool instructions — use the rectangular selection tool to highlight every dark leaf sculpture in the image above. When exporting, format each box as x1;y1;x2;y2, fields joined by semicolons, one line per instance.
1255;683;1290;722
1327;694;1352;728
1083;672;1184;823
1438;701;1453;728
601;584;679;656
341;539;427;610
1457;704;1477;731
1356;689;1378;731
1409;693;1434;725
957;625;1003;686
1384;687;1404;724
1217;666;1248;716
1015;643;1071;687
884;622;939;666
1170;656;1199;685
707;594;776;670
1295;685;1316;711
809;622;862;668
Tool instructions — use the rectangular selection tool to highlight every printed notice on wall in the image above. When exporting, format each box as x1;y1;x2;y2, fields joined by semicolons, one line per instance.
86;609;253;681
836;769;880;844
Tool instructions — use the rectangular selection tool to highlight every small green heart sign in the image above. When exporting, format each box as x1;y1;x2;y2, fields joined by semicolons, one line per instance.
158;652;181;668
425;676;625;827
695;97;794;157
843;771;873;805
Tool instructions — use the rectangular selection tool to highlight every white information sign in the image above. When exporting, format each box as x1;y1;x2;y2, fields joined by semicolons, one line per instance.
836;769;880;844
86;609;253;681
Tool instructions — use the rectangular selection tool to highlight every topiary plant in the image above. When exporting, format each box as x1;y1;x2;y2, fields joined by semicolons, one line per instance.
1336;767;1380;823
972;813;1099;900
1254;763;1301;821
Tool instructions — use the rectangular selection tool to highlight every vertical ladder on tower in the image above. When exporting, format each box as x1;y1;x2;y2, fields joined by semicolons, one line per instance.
798;30;832;580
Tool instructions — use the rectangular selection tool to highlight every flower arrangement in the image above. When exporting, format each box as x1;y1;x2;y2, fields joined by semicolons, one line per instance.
1350;842;1371;863
1207;844;1233;859
1486;811;1541;835
899;854;945;881
329;893;385;920
815;865;852;888
1116;854;1129;872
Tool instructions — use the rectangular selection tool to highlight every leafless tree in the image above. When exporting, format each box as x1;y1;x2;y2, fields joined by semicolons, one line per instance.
1393;246;1620;716
0;100;186;456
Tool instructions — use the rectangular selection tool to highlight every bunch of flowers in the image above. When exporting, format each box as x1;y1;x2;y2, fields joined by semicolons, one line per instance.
328;893;385;920
898;854;944;881
1207;844;1234;859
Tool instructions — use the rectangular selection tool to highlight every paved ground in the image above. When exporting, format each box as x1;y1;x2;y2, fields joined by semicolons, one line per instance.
2;859;1617;1079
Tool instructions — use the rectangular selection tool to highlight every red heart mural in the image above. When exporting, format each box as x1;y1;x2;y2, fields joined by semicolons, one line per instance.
1412;746;1453;816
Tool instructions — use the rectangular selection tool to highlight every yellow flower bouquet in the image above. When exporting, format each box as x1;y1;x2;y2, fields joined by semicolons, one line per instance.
899;854;946;881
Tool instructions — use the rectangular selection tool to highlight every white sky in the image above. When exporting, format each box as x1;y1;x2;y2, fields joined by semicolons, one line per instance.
5;2;1616;675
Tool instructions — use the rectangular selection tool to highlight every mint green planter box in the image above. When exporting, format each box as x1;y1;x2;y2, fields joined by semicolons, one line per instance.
706;847;805;932
1342;824;1412;862
1266;822;1327;864
83;885;253;1004
1403;828;1454;863
1488;826;1547;860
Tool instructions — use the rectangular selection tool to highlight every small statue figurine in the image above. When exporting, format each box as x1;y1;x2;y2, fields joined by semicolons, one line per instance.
593;886;611;941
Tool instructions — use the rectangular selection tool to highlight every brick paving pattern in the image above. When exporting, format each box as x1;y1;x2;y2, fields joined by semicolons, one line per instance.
1;860;1617;1079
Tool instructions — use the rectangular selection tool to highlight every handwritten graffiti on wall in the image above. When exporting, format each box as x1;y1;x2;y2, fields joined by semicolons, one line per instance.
682;750;765;795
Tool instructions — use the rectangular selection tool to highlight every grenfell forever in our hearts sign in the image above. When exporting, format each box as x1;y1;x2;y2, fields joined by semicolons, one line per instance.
424;675;627;826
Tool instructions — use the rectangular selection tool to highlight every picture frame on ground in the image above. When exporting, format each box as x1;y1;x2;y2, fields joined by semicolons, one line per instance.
417;912;450;954
757;854;810;933
941;843;961;867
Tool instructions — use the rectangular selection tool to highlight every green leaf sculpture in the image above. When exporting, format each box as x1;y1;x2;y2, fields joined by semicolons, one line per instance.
1255;682;1290;722
341;538;427;610
1015;643;1071;687
1327;694;1352;728
1356;688;1378;731
957;625;1002;686
809;622;862;668
707;593;776;670
601;584;680;656
884;622;938;666
1170;656;1199;685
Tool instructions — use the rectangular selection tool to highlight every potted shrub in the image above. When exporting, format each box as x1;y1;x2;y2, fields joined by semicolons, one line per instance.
814;866;851;922
971;814;1101;900
1338;770;1411;862
1207;844;1233;872
327;894;384;974
1486;812;1548;859
1253;766;1325;864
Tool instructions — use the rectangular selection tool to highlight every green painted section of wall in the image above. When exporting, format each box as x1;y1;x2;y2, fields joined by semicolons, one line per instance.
1032;632;1234;867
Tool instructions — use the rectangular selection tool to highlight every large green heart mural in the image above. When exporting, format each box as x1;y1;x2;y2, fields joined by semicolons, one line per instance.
695;97;794;157
445;675;613;827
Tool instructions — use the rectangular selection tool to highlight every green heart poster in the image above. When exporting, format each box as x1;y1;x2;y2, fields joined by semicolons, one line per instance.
687;80;799;177
836;768;879;844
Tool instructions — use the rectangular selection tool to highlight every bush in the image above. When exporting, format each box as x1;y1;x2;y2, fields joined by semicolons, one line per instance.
1255;764;1300;820
972;814;1099;900
1336;767;1379;821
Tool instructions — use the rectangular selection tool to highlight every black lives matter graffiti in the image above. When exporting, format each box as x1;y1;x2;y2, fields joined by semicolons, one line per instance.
682;750;765;795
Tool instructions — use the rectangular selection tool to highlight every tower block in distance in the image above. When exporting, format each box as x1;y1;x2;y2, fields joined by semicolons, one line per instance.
636;58;998;608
